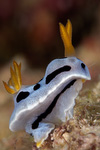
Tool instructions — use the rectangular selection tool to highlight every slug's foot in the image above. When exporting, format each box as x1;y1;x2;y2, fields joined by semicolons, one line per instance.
33;122;55;147
26;122;55;148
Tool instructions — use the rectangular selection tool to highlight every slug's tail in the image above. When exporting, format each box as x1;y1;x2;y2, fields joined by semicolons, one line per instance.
3;61;22;94
59;19;75;57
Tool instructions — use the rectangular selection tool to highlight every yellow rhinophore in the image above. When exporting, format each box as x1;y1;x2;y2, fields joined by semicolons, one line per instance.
3;61;22;94
59;19;75;57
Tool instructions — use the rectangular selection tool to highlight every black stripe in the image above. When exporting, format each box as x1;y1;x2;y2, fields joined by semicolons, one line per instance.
46;66;71;84
34;83;40;91
16;91;29;103
32;79;76;129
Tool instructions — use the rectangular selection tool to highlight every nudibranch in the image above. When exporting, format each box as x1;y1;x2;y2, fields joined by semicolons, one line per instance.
3;20;91;148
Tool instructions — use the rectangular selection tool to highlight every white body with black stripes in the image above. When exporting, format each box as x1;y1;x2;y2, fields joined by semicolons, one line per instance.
9;57;91;144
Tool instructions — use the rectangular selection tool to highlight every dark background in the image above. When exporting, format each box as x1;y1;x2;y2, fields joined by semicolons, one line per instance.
0;0;100;68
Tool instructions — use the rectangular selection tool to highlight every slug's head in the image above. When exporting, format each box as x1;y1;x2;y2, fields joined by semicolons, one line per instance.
59;20;91;83
45;57;91;87
3;61;22;94
45;20;91;84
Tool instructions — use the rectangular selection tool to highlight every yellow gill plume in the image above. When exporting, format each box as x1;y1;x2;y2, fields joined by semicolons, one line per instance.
3;61;22;94
59;19;75;57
